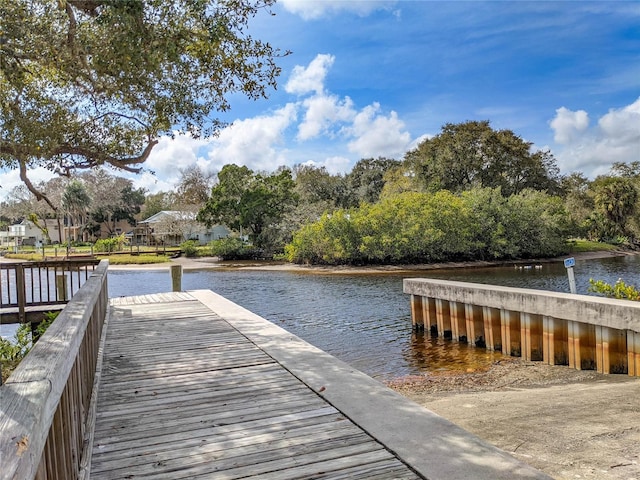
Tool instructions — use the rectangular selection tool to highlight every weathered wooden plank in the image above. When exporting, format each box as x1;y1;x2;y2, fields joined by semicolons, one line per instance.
92;405;340;456
89;293;421;480
91;415;362;473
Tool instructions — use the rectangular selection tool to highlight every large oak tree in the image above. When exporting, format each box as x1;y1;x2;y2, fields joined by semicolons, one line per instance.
405;121;562;196
1;0;285;208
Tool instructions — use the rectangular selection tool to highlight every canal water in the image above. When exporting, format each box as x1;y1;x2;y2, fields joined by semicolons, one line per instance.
3;255;638;380
103;254;639;381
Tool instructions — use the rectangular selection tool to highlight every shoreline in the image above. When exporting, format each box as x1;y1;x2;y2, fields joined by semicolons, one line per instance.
104;247;639;273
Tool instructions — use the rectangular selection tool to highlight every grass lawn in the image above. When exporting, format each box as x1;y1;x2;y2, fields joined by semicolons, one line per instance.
567;239;619;253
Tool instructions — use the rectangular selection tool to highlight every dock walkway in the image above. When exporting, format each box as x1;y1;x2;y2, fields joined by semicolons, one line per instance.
89;290;549;480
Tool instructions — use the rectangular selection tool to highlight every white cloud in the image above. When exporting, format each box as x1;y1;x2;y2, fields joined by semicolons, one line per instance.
598;99;640;143
299;156;352;175
550;97;640;177
285;54;335;96
206;104;298;172
298;93;355;140
0;166;56;202
280;0;397;20
345;103;412;158
144;134;210;177
549;107;589;144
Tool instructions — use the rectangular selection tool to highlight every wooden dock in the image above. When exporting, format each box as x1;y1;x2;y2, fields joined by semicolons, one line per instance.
91;292;420;479
88;290;549;480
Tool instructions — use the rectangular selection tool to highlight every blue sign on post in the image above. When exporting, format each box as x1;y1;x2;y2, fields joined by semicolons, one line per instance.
563;257;577;294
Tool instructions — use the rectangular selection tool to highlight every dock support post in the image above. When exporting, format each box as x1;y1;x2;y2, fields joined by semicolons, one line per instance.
435;299;452;339
596;326;628;374
171;265;182;292
450;301;467;342
465;304;484;347
410;295;424;330
482;306;501;352
501;310;521;356
627;330;640;377
543;316;568;365
16;264;26;323
56;274;68;301
521;313;543;361
568;321;596;370
423;297;437;336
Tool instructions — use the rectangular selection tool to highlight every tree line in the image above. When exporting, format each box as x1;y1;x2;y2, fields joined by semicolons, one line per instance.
197;121;639;264
2;121;639;263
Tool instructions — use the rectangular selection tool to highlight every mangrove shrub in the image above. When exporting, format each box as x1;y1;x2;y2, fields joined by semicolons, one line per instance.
285;188;571;265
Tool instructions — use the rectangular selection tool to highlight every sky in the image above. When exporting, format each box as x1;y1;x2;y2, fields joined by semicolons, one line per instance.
1;0;639;199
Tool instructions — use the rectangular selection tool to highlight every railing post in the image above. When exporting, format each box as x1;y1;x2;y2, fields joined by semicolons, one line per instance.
56;274;68;301
16;264;26;324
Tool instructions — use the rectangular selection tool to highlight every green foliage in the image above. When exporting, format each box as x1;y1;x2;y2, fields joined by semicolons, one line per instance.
285;188;571;265
0;311;57;380
94;233;127;253
588;176;638;241
405;120;561;196
97;254;170;265
2;0;284;203
198;165;298;250
589;279;640;301
209;238;261;260
180;240;199;258
345;157;402;206
566;240;618;253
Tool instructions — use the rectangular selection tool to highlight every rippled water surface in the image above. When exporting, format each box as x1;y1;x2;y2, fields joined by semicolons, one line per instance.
103;255;639;380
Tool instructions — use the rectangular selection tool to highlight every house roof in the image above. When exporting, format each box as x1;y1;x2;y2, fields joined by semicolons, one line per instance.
139;211;196;224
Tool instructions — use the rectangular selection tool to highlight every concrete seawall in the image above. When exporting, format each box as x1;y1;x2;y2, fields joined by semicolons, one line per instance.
404;278;640;376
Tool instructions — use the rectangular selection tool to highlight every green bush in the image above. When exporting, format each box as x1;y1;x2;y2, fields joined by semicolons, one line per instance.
180;240;199;258
209;237;260;260
285;187;572;265
0;311;57;381
94;233;127;253
589;279;640;301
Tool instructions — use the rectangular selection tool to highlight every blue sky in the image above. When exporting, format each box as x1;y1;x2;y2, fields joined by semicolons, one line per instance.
2;0;639;198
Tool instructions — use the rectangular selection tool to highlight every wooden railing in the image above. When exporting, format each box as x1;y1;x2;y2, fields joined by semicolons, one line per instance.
404;278;640;376
0;260;109;480
0;259;100;324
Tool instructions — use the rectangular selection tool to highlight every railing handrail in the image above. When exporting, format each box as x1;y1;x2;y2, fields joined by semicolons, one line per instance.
403;278;640;331
0;260;109;480
0;259;100;319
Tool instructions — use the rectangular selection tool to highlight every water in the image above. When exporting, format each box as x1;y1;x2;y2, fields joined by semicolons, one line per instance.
3;255;637;378
100;255;639;380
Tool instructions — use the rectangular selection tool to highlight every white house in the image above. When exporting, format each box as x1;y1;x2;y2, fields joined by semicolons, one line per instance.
1;219;65;247
134;211;229;246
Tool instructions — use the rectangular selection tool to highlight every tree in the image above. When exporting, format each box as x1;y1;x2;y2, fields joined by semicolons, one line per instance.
404;121;562;196
589;176;638;240
175;165;214;209
345;157;401;206
62;179;91;241
76;170;139;237
197;164;298;250
141;192;173;220
1;0;286;208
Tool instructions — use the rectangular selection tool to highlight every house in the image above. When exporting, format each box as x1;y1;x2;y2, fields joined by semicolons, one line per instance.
134;211;229;246
1;218;66;247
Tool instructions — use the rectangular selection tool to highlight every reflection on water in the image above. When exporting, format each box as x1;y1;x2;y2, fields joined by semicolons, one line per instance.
407;332;504;374
3;255;638;380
